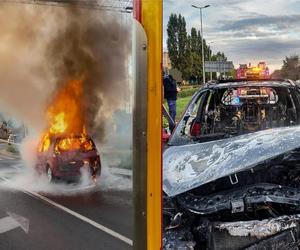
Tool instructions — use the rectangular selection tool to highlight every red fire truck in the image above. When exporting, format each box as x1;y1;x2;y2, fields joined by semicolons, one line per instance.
237;62;270;79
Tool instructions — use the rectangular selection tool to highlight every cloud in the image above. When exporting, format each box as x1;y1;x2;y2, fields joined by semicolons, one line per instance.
218;38;300;71
163;0;300;70
220;15;300;33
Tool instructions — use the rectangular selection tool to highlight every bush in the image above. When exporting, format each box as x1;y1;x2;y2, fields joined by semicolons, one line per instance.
6;144;18;154
177;87;199;98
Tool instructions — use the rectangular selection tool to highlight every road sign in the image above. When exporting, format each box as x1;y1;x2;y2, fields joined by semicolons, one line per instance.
205;61;234;73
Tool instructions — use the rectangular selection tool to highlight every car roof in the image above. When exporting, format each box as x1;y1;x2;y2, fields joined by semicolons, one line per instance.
50;134;92;140
203;79;296;89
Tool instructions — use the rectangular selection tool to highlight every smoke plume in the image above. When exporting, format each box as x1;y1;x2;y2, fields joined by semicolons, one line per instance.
0;2;131;140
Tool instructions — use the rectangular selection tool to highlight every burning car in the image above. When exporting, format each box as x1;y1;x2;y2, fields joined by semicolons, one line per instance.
36;133;101;183
35;79;101;183
163;79;300;249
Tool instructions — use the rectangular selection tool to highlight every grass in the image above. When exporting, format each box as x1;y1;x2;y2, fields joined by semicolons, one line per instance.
163;85;200;128
176;96;193;120
163;94;194;128
177;86;199;98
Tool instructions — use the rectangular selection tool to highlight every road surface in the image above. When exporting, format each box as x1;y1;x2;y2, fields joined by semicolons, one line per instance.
0;145;133;250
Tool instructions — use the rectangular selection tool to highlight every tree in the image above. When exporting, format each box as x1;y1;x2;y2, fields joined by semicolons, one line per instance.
167;13;228;82
167;14;179;69
271;69;282;79
211;51;227;61
167;14;188;77
271;55;300;80
188;28;212;83
189;28;201;81
281;55;300;80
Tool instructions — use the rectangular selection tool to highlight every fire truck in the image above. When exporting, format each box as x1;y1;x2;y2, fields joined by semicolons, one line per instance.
237;62;270;79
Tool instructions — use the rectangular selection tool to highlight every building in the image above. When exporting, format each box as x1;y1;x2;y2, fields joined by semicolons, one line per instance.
163;50;172;74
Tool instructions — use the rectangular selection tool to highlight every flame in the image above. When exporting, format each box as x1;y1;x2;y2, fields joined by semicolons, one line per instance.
48;78;84;135
50;112;68;134
39;78;93;152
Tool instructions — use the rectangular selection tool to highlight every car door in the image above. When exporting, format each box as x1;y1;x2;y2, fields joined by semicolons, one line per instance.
36;136;52;172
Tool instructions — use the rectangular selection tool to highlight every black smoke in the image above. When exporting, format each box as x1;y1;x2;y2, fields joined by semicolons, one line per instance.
0;2;131;141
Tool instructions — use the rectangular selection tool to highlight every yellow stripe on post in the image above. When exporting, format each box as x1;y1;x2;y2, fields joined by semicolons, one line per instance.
141;1;162;249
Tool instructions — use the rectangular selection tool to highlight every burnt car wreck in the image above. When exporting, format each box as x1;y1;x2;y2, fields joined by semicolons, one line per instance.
163;80;300;249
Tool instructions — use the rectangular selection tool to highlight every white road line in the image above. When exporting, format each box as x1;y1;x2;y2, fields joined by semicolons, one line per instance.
11;164;22;170
1;157;15;160
0;216;23;234
0;177;133;246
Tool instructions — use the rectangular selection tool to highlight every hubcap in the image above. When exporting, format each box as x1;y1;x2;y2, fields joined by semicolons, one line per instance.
47;168;52;182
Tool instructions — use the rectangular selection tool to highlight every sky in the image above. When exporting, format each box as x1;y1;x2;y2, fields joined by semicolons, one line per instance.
163;0;300;72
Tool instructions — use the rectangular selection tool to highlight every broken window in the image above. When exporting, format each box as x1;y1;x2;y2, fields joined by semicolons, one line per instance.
170;86;300;146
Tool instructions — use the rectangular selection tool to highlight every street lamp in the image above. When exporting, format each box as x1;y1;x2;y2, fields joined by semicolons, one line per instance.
192;4;210;84
208;41;214;81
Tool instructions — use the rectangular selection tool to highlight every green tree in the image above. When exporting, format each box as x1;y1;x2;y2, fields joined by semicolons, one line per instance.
271;55;300;80
167;14;188;77
167;13;228;82
183;34;192;78
211;51;227;61
281;55;300;80
167;14;179;68
190;28;201;81
188;28;212;83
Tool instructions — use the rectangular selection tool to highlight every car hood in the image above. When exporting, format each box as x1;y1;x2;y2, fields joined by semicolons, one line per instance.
163;126;300;197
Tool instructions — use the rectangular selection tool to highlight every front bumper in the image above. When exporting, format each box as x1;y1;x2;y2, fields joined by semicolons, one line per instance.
55;160;101;178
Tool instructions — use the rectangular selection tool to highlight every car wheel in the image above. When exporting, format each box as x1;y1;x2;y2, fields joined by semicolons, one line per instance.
46;166;54;183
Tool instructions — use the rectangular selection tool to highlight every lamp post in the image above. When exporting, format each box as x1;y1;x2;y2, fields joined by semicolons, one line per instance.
208;41;214;81
192;4;210;84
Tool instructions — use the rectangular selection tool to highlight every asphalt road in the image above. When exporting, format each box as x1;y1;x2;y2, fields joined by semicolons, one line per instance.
0;145;133;250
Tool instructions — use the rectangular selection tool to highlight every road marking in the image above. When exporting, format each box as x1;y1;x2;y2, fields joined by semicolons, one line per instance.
5;157;16;160
110;168;132;177
0;177;133;246
0;212;29;234
11;164;22;170
0;156;15;160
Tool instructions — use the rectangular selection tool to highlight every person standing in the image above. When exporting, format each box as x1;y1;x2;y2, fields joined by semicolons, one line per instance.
163;74;179;132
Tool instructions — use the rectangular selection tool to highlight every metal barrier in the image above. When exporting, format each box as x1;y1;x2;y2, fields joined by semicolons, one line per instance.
0;138;20;146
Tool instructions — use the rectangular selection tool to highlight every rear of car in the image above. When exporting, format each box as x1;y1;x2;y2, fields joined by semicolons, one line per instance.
36;135;101;182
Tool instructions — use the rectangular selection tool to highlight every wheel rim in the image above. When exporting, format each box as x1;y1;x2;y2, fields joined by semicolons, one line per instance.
47;167;52;182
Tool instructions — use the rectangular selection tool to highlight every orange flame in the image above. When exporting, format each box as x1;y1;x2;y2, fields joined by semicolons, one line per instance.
39;78;93;152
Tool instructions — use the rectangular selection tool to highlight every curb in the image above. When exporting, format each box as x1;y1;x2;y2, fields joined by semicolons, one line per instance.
109;168;132;178
0;149;21;159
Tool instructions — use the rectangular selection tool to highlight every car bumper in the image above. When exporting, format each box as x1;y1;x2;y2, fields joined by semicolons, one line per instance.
55;162;101;178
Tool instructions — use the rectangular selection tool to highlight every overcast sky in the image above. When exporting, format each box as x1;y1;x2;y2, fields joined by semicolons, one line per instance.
163;0;300;72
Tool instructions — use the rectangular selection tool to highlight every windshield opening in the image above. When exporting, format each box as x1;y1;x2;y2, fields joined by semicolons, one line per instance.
55;136;95;152
170;86;300;146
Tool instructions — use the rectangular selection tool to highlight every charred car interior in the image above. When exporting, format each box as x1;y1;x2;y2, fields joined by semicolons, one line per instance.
172;80;300;145
163;80;300;250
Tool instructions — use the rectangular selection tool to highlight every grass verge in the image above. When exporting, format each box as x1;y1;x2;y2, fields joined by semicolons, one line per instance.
163;85;200;128
6;144;19;154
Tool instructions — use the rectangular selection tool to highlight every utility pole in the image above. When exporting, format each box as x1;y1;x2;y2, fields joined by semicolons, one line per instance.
192;4;210;84
208;41;214;81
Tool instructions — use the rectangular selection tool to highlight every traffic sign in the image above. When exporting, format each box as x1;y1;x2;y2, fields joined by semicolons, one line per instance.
205;61;234;73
